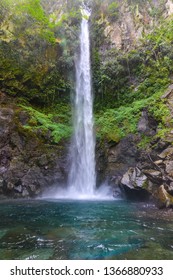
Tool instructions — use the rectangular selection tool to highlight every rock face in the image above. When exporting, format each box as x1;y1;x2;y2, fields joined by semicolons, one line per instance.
102;0;173;52
2;87;173;208
96;87;173;208
0;92;67;199
97;131;173;206
1;0;173;209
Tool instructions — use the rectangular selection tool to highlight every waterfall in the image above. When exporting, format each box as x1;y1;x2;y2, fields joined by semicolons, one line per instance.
44;7;113;200
68;8;96;198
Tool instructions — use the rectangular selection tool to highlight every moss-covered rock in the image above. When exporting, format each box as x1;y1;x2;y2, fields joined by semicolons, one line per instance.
0;93;69;199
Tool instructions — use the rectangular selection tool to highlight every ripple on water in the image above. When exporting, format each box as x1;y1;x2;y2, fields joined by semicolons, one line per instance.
0;200;173;259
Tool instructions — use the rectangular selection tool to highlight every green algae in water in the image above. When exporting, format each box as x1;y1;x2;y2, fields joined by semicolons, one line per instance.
0;200;173;260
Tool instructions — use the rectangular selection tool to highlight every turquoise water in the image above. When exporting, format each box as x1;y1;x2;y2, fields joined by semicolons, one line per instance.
0;199;173;260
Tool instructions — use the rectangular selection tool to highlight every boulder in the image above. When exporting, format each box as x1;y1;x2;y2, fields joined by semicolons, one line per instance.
137;109;157;136
7;182;14;190
105;135;138;178
137;110;149;134
120;167;151;201
155;185;173;208
22;188;29;198
143;169;163;184
121;167;148;189
159;147;173;159
166;182;173;196
14;185;23;193
165;161;173;178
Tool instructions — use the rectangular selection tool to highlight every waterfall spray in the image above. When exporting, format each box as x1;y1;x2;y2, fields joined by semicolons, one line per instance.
44;7;114;200
68;7;96;198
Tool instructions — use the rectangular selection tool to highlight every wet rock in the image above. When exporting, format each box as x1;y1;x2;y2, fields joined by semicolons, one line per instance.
22;188;29;198
154;160;163;165
0;179;4;193
159;147;173;159
95;135;140;195
165;161;173;178
0;149;11;166
28;184;37;193
121;167;148;189
155;140;170;151
155;185;173;208
106;135;138;178
137;109;157;136
28;184;40;195
167;182;173;195
120;167;151;201
14;185;23;193
143;169;163;184
0;166;7;175
96;83;173;207
7;182;14;190
37;155;49;167
137;110;149;134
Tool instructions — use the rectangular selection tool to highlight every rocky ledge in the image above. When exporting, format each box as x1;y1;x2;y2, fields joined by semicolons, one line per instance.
97;134;173;208
0;92;67;199
96;86;173;209
1;88;173;209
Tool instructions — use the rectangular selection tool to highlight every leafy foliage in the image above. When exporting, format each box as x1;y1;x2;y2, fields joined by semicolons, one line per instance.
1;0;173;146
0;0;81;105
96;91;171;142
20;104;72;143
107;2;119;21
91;12;173;109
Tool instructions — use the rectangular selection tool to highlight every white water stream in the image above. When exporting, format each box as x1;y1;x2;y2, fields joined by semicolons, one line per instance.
68;8;96;198
43;8;113;200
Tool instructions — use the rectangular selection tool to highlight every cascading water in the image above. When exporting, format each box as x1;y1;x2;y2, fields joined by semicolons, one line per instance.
68;8;96;198
44;7;113;200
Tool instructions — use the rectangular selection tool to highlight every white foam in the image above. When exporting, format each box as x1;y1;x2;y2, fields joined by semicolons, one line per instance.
41;184;117;201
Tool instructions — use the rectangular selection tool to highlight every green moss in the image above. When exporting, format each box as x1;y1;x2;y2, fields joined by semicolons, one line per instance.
20;105;71;143
137;135;152;149
96;100;142;142
96;90;171;142
92;9;173;110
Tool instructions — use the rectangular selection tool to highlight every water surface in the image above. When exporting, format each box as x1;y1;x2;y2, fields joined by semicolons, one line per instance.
0;199;173;260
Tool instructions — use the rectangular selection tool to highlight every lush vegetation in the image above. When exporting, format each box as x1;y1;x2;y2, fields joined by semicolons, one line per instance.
19;104;72;143
0;0;81;105
1;0;173;144
91;0;173;143
96;90;170;142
